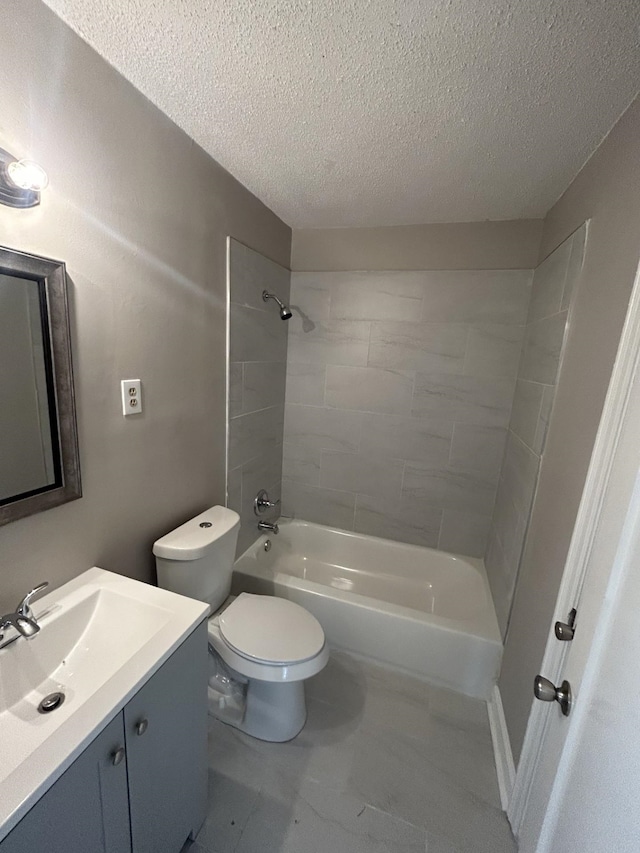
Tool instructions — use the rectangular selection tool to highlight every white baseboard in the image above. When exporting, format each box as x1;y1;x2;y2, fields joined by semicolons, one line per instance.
488;684;516;811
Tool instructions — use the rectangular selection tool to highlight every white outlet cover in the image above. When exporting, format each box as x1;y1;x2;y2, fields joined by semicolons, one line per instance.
121;379;142;416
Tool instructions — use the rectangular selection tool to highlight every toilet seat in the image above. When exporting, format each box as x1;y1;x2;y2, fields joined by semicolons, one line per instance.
208;594;329;684
219;593;325;665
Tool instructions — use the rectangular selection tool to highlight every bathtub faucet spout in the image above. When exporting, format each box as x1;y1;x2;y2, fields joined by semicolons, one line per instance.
258;520;279;535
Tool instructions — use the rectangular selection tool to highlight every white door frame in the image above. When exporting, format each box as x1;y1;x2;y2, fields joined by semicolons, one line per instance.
508;254;640;844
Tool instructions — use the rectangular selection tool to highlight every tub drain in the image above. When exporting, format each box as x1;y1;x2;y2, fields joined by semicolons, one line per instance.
38;691;65;714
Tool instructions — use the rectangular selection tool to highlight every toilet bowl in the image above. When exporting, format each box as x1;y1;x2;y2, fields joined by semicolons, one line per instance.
153;506;329;742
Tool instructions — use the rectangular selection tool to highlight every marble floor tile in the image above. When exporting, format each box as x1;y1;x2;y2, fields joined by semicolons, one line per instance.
234;777;427;853
198;651;516;853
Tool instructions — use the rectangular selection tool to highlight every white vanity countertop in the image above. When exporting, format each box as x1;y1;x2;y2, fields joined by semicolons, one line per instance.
0;567;209;842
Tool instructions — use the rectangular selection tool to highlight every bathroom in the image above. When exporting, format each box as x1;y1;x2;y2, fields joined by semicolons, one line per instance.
1;0;640;850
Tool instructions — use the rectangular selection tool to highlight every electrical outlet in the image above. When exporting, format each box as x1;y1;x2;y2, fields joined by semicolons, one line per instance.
121;379;142;416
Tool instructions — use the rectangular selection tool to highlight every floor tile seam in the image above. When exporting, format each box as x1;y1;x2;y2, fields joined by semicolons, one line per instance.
290;782;429;846
362;801;428;835
230;783;266;852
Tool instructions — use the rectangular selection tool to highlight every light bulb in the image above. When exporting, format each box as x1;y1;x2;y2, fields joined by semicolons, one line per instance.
7;159;49;191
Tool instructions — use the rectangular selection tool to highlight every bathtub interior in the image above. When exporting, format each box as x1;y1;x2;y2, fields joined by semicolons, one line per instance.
236;519;495;625
232;518;504;701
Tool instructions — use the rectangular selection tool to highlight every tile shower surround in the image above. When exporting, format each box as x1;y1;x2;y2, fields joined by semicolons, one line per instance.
281;270;532;557
227;240;291;557
485;225;587;636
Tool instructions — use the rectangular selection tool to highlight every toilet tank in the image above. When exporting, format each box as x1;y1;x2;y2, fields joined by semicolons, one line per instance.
153;506;240;610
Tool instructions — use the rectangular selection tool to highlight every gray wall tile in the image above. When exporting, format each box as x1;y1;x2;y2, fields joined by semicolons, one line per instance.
438;510;492;558
420;270;532;324
449;424;507;481
360;414;452;465
464;324;524;378
403;462;497;514
485;227;586;636
284;404;363;454
485;528;511;637
228;404;284;471
243;361;287;414
289;274;332;322
320;451;404;498
491;482;527;571
229;239;291;313
500;432;539;518
283;267;531;557
533;384;555;455
326;364;414;414
288;319;371;366
282;447;320;486
527;237;571;323
227;240;290;556
509;379;544;450
285;362;326;406
329;272;425;321
230;303;289;363
562;224;587;311
519;311;568;385
369;321;467;372
354;494;442;548
229;362;243;418
281;480;356;529
227;464;242;515
412;373;514;427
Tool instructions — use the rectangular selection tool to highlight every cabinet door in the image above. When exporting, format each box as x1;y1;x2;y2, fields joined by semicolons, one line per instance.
0;713;131;853
125;620;208;853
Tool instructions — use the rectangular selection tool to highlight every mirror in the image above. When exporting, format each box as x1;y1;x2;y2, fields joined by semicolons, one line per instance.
0;246;81;524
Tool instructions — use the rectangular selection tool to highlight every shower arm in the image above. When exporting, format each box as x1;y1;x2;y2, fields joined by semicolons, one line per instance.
262;290;285;310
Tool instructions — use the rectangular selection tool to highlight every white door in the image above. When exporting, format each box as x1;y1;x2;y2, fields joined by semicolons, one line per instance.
511;256;640;852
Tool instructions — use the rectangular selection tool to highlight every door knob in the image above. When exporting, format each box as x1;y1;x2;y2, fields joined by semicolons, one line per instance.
534;675;572;716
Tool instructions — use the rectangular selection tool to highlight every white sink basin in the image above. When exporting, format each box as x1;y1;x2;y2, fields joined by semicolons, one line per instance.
0;567;209;841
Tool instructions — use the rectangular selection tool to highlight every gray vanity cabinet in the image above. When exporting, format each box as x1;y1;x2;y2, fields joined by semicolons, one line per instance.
0;713;131;853
125;620;208;853
0;620;208;853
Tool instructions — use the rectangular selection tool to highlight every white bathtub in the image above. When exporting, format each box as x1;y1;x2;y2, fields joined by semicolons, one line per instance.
232;519;502;699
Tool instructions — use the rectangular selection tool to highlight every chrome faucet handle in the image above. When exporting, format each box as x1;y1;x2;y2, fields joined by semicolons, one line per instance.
0;612;40;640
254;489;280;516
16;581;49;620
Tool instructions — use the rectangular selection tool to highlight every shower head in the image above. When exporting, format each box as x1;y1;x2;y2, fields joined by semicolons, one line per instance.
262;290;292;320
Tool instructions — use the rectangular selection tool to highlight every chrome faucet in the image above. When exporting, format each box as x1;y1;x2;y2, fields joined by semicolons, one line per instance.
0;581;49;643
258;520;279;535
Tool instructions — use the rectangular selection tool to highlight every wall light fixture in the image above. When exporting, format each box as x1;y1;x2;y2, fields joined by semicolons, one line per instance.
0;147;48;208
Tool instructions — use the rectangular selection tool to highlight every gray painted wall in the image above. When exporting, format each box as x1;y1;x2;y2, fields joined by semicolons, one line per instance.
0;0;290;613
227;239;290;557
281;269;531;555
500;95;640;764
292;220;543;271
485;225;586;635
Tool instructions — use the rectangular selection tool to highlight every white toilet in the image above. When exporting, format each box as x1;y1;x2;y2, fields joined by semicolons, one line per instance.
153;505;329;742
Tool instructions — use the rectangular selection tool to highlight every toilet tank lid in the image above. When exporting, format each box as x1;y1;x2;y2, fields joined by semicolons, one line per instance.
152;506;240;561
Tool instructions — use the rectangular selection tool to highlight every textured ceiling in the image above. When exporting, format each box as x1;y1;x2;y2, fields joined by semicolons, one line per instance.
43;0;640;228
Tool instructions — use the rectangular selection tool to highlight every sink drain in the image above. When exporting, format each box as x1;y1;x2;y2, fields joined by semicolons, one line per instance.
38;692;65;714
